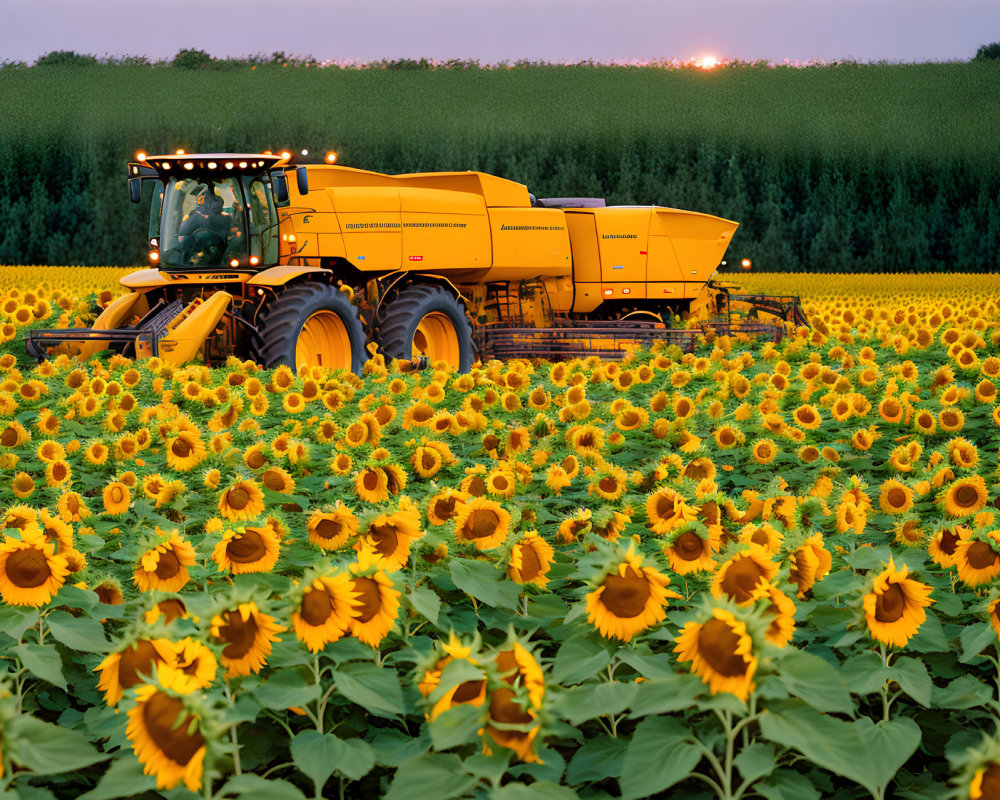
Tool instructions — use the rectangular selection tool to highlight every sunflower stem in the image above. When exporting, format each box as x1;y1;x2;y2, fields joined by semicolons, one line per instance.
313;655;325;733
879;643;891;723
222;682;242;775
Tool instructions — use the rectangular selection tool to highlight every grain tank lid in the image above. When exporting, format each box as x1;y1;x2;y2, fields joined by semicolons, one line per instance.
533;197;606;209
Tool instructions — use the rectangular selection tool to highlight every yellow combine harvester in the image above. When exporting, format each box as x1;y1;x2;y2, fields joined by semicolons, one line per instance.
27;152;805;372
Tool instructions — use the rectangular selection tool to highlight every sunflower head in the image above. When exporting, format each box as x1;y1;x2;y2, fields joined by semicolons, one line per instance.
211;523;281;575
346;548;402;648
507;531;555;588
674;600;762;702
134;529;196;593
585;542;680;642
711;545;778;605
0;528;69;607
290;564;359;653
209;598;286;678
861;557;934;647
664;522;718;576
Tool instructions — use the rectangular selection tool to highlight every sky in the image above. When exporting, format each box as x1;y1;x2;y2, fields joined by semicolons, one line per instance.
3;0;999;65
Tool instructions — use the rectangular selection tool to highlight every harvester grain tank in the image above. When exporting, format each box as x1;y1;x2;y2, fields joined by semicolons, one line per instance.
27;152;806;371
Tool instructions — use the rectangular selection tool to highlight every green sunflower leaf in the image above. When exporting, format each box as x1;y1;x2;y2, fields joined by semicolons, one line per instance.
449;558;521;611
407;583;442;626
905;609;949;653
551;633;613;684
491;781;579;800
7;715;109;775
773;648;853;714
252;668;321;710
44;610;108;653
12;643;67;690
338;738;376;781
628;671;704;716
733;742;778;785
219;774;309;800
889;656;932;707
428;702;485;750
755;768;822;800
76;754;156;800
565;735;627;785
839;652;889;696
555;681;638;725
332;662;406;717
619;716;701;800
384;754;479;800
931;674;993;709
959;621;995;663
291;730;345;795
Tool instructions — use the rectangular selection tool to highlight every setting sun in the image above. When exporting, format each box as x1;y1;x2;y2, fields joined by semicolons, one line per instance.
697;55;719;69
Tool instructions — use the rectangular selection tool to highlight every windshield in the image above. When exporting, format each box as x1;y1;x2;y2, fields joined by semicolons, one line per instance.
159;177;247;267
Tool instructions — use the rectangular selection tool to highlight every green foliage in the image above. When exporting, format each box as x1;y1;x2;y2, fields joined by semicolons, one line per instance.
34;50;98;68
975;42;1000;60
1;62;999;269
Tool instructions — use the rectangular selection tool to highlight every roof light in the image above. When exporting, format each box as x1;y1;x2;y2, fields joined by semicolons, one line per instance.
325;151;337;163
208;161;217;169
183;161;194;170
175;149;186;155
230;259;239;267
225;162;234;169
280;151;292;160
249;256;260;265
239;161;247;168
135;151;147;162
301;149;309;156
741;258;752;271
149;251;159;262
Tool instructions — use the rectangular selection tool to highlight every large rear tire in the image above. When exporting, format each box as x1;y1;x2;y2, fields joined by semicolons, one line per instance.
379;285;474;372
253;282;366;374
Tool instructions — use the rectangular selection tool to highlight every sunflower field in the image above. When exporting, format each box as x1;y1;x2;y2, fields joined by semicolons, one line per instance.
2;268;1000;799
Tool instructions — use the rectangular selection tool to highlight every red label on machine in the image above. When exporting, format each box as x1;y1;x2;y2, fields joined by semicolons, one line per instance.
408;255;423;261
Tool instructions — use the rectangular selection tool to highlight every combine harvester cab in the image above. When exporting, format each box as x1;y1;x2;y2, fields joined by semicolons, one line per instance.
27;152;805;372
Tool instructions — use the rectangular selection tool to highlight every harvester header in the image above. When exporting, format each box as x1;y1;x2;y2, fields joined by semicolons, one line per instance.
28;152;805;372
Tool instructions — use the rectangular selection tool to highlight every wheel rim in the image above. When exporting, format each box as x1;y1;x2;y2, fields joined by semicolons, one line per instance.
412;312;460;368
296;311;352;372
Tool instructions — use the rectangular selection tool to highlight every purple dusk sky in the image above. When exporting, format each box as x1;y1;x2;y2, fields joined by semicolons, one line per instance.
4;0;999;64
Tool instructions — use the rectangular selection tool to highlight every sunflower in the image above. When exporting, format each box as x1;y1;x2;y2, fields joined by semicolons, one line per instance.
144;597;189;626
134;530;197;593
928;526;963;569
484;642;546;763
454;497;511;551
426;488;468;527
955;534;1000;587
592;509;632;541
259;466;295;495
411;445;443;479
508;531;555;587
307;502;359;549
750;438;778;465
95;637;177;706
863;558;933;647
347;549;401;648
355;467;391;503
127;684;207;791
157;638;218;694
356;498;423;572
165;430;206;472
218;479;265;521
711;546;778;604
787;534;833;598
292;570;358;652
0;529;69;606
674;606;758;701
103;481;131;515
38;508;73;551
760;585;796;647
210;601;285;677
586;544;679;642
879;479;914;515
591;468;628;502
57;491;90;522
943;475;989;518
212;525;280;575
792;404;822;430
664;525;718;575
645;488;697;534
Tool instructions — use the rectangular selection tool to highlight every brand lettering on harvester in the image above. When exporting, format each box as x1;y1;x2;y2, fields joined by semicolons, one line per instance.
500;224;566;232
342;221;470;230
602;233;638;239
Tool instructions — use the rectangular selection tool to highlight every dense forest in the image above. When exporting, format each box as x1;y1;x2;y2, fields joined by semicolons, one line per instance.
1;58;998;271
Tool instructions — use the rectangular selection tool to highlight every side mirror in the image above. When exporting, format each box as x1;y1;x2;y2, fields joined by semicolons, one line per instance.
296;167;309;195
272;172;289;204
129;178;142;204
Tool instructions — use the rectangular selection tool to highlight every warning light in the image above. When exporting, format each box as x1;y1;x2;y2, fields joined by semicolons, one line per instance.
741;258;752;271
325;151;338;163
230;259;240;268
149;251;159;262
135;151;147;162
603;289;613;296
175;149;186;155
249;256;260;265
280;151;292;160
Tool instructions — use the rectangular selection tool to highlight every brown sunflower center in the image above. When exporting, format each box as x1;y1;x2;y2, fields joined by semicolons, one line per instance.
577;433;596;449
261;470;285;492
118;640;164;688
109;485;126;504
599;477;618;494
453;679;486;704
886;487;908;509
600;567;651;618
6;548;50;588
967;541;999;570
685;462;709;480
158;599;187;623
96;584;122;605
489;687;533;724
0;427;18;447
433;497;458;520
352;577;382;623
421;451;438;471
720;556;768;603
362;471;381;492
314;518;343;540
464;509;501;539
143;690;205;766
369;523;400;556
954;484;980;508
674;532;704;561
227;486;250;510
467;476;486;497
218;610;259;659
154;548;181;580
939;528;960;555
172;439;191;458
874;583;906;623
490;475;510;492
246;450;266;469
620;410;639;427
979;764;1000;800
301;588;333;626
482;435;499;452
227;530;267;563
655;494;676;520
517;544;542;582
697;617;748;677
